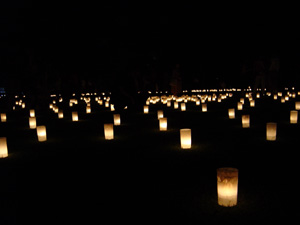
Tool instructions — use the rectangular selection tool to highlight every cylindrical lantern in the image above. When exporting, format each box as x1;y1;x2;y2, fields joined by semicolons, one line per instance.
237;102;243;110
266;122;277;141
250;100;255;107
242;115;250;128
36;125;47;142
290;110;298;124
72;111;78;121
58;109;64;119
29;117;36;129
110;104;115;111
217;167;238;207
0;137;8;158
174;101;179;109
29;109;35;117
86;106;91;114
202;103;207;112
157;110;164;119
295;102;300;110
105;101;109;108
114;114;121;126
104;124;114;140
1;113;7;122
159;117;167;131
180;128;191;149
143;105;149;114
228;108;235;119
181;103;186;111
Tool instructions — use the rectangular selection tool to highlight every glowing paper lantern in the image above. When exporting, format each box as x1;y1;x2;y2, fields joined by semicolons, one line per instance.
228;108;235;119
181;103;186;111
104;124;114;140
157;110;164;119
237;102;243;110
0;137;8;158
295;101;300;110
110;104;115;111
113;114;121;126
58;109;64;119
217;167;238;207
266;122;277;141
250;100;255;107
202;103;207;112
86;106;91;114
29;109;35;117
242;115;250;128
159;117;167;131
180;128;191;149
72;112;78;121
290;110;298;124
1;113;7;122
29;117;36;129
36;125;47;142
174;102;179;109
143;105;149;114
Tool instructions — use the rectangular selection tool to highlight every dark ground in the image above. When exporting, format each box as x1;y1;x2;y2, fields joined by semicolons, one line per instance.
0;90;299;224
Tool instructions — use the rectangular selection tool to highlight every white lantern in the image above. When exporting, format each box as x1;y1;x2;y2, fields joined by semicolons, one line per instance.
58;109;64;119
86;106;91;114
181;103;186;111
72;111;78;121
290;110;298;124
36;125;47;142
104;124;114;140
110;104;115;111
242;115;250;128
250;100;255;107
29;117;36;129
113;114;121;126
159;117;167;131
180;128;191;149
266;122;277;141
174;102;179;109
157;110;164;119
202;103;207;112
228;108;235;119
1;113;7;122
295;101;300;110
143;105;149;114
217;167;238;207
237;102;243;110
0;137;8;158
29;109;35;117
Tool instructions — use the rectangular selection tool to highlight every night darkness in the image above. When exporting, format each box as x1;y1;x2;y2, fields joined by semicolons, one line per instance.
1;1;300;94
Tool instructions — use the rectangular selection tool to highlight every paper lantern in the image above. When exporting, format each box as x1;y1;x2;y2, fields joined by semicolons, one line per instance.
266;122;277;141
58;109;64;119
250;100;255;107
0;137;8;158
143;105;149;114
174;102;179;109
105;101;109;108
217;167;238;207
72;111;78;121
1;113;7;122
104;124;114;140
36;125;47;142
157;110;164;119
202;103;207;112
29;109;35;117
86;106;91;114
237;102;243;110
180;128;191;149
242;115;250;128
295;102;300;110
181;103;186;111
29;117;36;129
167;101;171;107
110;104;115;111
113;114;121;126
22;102;25;108
240;98;244;104
228;108;235;119
290;110;298;124
159;117;167;131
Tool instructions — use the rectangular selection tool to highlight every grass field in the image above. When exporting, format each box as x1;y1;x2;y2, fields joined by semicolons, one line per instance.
1;90;299;224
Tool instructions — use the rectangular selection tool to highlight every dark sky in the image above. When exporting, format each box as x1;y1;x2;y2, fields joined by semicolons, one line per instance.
1;1;300;90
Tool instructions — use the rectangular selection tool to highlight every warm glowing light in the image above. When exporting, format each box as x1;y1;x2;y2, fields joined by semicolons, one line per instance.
159;117;167;131
29;117;36;129
29;109;35;117
104;124;114;140
58;109;64;119
86;106;91;114
72;111;78;121
0;137;8;158
295;102;300;110
144;105;149;114
202;103;207;112
290;110;298;124
242;115;250;128
1;113;7;122
36;126;47;142
113;114;121;126
250;100;255;107
180;128;191;149
237;102;243;110
266;123;277;141
174;102;179;109
228;108;235;119
217;167;238;207
181;103;186;111
157;110;164;119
